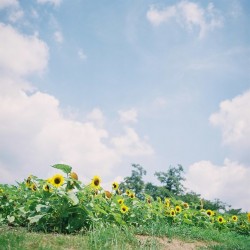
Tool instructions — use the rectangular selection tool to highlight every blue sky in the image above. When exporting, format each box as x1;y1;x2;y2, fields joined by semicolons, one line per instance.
0;0;250;211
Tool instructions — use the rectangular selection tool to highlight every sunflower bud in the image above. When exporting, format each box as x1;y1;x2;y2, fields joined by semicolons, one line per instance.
70;172;78;180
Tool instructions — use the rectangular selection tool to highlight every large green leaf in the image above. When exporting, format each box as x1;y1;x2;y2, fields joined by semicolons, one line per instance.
52;164;72;174
28;214;45;224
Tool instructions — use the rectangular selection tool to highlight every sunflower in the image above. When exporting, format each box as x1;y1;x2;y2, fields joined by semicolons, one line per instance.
146;198;151;204
105;190;112;199
175;205;182;213
31;183;37;191
206;210;214;216
118;199;124;205
43;184;50;192
126;189;131;196
217;216;224;224
112;182;119;190
120;205;129;214
183;203;189;209
51;174;64;188
70;172;78;180
130;193;135;199
248;212;250;222
170;209;176;217
165;198;170;207
232;215;238;222
25;175;32;187
91;175;101;189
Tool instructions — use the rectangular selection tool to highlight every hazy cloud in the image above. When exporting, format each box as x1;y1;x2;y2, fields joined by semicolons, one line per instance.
186;159;250;211
147;1;223;38
118;108;138;123
37;0;62;6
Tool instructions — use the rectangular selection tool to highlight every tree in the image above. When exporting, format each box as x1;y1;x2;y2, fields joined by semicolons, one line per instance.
119;164;146;199
144;182;172;200
154;164;185;196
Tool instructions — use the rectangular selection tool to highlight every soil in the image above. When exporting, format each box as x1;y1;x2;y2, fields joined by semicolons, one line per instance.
137;235;210;250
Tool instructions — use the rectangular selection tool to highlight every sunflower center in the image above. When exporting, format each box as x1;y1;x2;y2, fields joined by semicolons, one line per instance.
54;178;61;184
94;179;99;186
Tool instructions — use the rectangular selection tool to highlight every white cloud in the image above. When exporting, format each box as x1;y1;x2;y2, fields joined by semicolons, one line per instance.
78;49;87;61
86;108;105;127
0;0;18;9
118;108;138;123
0;23;49;76
185;159;250;211
147;1;223;38
37;0;62;6
111;127;154;156
0;78;154;183
8;9;24;23
209;90;250;160
54;31;63;43
0;24;153;184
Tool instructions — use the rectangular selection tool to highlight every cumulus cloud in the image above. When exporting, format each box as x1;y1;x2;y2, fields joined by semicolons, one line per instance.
86;108;105;127
37;0;62;6
0;23;49;76
0;24;153;184
147;1;223;38
209;90;250;162
0;0;18;9
111;127;154;156
185;159;250;211
0;80;153;183
118;108;138;123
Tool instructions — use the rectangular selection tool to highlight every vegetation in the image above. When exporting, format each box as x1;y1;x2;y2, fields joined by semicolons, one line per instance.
0;163;249;249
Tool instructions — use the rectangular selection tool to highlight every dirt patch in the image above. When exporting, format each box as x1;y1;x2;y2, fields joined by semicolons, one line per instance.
137;235;209;250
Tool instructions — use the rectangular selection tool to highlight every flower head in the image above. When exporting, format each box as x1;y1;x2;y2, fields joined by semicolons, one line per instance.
170;209;176;217
118;199;124;205
120;205;129;214
175;205;182;213
206;210;214;216
112;182;119;190
217;216;225;224
43;184;51;192
105;190;112;199
232;215;238;222
183;202;189;209
91;175;101;189
31;183;37;191
130;193;135;199
248;212;250;222
51;174;64;188
70;172;78;180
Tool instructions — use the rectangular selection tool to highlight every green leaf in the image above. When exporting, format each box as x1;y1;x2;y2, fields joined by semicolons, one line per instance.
28;214;45;224
36;204;49;213
68;191;79;205
52;164;72;174
7;215;15;223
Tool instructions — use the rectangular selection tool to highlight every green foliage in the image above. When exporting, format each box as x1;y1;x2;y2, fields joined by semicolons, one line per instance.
52;164;72;174
119;164;146;199
155;164;185;195
0;164;249;238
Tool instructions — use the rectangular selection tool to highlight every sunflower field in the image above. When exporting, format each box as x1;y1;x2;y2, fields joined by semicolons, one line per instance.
0;164;249;236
